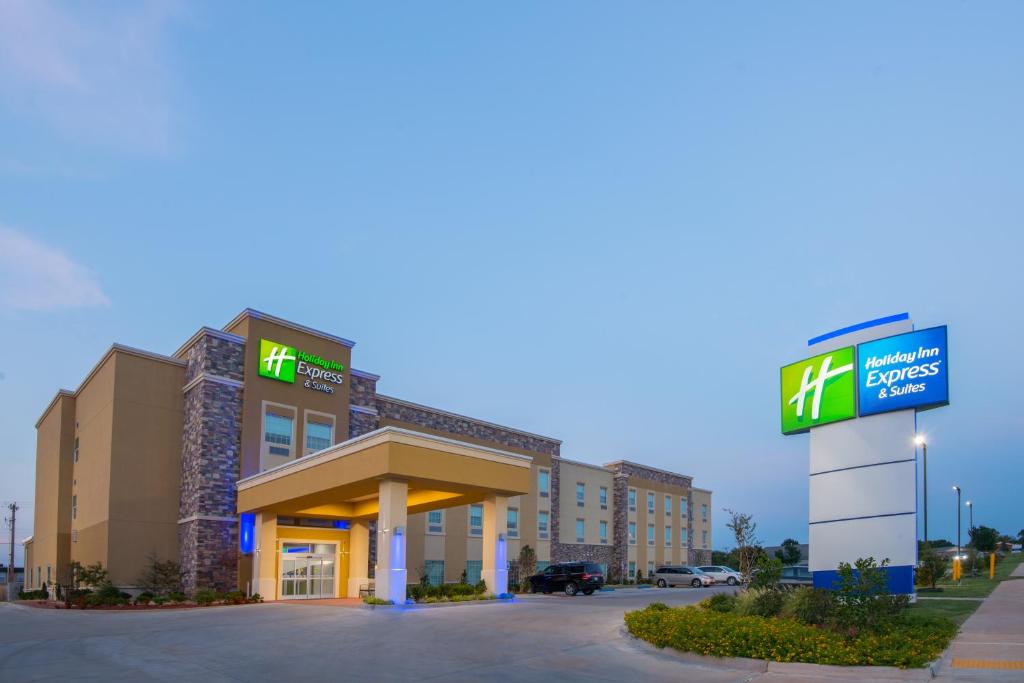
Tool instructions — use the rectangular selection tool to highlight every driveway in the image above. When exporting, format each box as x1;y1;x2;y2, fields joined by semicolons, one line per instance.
0;586;752;682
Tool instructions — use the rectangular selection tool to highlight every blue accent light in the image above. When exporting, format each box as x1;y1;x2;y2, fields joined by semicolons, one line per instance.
285;545;312;553
239;513;255;554
333;520;351;530
808;313;909;346
812;565;915;596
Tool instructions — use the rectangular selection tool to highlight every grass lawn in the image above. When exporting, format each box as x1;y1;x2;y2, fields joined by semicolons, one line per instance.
910;598;981;625
909;552;1022;625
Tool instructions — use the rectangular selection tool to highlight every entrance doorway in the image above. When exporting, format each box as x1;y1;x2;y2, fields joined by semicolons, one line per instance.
280;543;336;599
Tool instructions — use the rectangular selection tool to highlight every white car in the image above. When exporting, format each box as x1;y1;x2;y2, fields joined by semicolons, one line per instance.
697;565;743;586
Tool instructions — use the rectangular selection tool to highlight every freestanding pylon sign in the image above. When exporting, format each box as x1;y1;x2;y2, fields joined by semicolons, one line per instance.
780;313;949;596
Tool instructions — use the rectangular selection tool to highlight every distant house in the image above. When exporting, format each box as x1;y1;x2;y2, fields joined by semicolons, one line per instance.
0;565;25;584
764;542;809;564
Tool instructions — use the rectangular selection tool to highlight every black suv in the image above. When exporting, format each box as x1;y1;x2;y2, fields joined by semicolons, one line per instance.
527;562;605;596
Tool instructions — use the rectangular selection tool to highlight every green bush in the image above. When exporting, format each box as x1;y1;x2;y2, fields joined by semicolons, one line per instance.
780;587;832;626
625;604;957;669
135;593;153;606
406;582;490;603
194;589;217;606
363;596;393;605
153;596;169;605
700;592;738;613
18;589;48;600
828;558;908;634
749;555;783;591
647;602;670;612
167;591;187;603
735;587;786;618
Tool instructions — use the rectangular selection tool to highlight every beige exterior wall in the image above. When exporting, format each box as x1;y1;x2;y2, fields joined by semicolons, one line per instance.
31;393;75;587
692;487;713;552
558;461;613;546
627;476;691;575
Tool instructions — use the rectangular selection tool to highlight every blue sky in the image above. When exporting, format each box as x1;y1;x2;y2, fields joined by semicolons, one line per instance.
1;2;1021;565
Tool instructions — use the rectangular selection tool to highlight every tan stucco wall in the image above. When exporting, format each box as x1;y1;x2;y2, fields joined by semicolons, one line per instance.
31;393;75;586
628;476;691;572
558;461;614;546
692;487;713;552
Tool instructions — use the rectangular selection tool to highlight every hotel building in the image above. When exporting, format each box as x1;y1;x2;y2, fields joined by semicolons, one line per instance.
25;310;711;600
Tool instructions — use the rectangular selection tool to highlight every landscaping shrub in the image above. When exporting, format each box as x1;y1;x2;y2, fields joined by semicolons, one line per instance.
625;603;957;669
735;587;786;618
647;602;670;612
828;558;908;634
780;587;832;626
363;596;393;605
135;592;153;606
749;555;783;591
18;589;48;600
194;589;217;606
700;592;737;614
167;591;187;603
153;596;169;605
406;581;490;603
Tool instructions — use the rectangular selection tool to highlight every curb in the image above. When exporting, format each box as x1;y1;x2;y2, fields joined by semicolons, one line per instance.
619;625;939;679
361;597;516;611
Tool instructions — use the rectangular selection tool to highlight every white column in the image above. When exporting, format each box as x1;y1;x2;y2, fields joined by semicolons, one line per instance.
347;520;370;598
481;494;509;595
374;479;408;604
253;512;278;599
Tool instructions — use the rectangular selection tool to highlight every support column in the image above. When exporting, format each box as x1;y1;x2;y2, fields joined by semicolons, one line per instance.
252;513;277;600
347;520;370;598
374;479;408;604
482;494;509;595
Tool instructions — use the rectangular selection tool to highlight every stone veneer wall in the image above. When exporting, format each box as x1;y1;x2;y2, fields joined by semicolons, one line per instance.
178;333;245;593
349;374;380;439
610;472;631;581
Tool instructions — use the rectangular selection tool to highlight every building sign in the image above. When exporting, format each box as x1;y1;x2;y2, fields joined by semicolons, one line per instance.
857;326;948;416
780;346;856;435
258;338;345;394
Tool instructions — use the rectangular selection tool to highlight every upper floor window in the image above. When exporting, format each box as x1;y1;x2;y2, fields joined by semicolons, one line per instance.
265;413;293;446
664;525;672;547
469;504;483;536
680;496;688;518
628;488;637;512
647;491;655;514
681;526;688;545
665;494;672;517
702;530;708;548
71;494;77;520
628;521;637;545
538;469;550;498
507;508;519;538
575;519;585;543
538;511;550;540
576;482;585;507
305;420;332;453
599;486;608;509
647;523;655;546
701;504;708;521
599;520;608;544
73;437;79;463
427;510;444;534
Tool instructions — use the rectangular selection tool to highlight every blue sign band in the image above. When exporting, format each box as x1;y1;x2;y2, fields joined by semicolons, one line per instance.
857;326;949;417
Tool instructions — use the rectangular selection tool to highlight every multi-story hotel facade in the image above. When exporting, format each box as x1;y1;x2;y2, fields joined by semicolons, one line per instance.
24;310;712;599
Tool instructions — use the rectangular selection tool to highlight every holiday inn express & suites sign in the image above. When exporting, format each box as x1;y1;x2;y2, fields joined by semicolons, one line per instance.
258;338;345;394
780;325;948;434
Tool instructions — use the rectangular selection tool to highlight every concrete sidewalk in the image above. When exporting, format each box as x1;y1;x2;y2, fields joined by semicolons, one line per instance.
935;565;1024;680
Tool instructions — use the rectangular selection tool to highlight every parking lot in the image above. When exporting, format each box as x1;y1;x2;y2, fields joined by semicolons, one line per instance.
0;586;751;682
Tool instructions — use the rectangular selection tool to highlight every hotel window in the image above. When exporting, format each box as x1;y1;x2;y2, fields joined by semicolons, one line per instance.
576;482;585;507
701;504;708;521
304;414;334;454
599;520;608;544
647;523;654;546
538;469;550;498
680;496;688;518
681;527;688;545
647;561;655;577
702;530;708;548
628;521;637;545
71;495;77;520
576;519;585;543
665;494;671;517
73;437;79;463
599;486;608;510
628;561;636;580
469;504;483;536
628;488;636;512
507;508;519;538
538;511;550;539
424;560;444;586
647;491;655;514
47;566;52;583
262;403;296;468
466;560;482;585
665;525;672;547
427;510;444;535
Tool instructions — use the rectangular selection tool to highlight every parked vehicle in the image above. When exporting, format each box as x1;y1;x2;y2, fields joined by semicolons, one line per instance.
779;565;814;587
527;562;605;596
697;565;743;586
653;566;713;588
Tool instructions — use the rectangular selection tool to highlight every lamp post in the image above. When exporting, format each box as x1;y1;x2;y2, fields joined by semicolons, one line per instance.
953;486;961;559
966;500;973;536
915;435;928;545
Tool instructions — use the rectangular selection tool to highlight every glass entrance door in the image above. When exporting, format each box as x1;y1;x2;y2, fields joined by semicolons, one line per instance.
280;543;336;599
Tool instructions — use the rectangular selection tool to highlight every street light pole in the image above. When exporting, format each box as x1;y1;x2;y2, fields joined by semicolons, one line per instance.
915;436;928;545
953;486;961;558
966;500;973;536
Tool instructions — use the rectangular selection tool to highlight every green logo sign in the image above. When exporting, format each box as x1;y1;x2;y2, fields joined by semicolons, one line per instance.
259;339;297;383
780;346;856;434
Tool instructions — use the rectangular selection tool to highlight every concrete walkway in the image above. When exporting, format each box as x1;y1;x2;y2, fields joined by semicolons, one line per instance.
935;566;1024;680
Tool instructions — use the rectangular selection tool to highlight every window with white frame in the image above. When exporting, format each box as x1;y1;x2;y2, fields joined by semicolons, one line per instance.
262;405;296;468
681;527;688;545
538;469;550;497
71;494;77;520
575;518;585;542
680;496;688;518
538;510;549;539
304;417;333;454
664;525;672;547
424;560;444;586
599;486;608;509
702;530;708;548
628;488;637;512
647;523;654;546
665;494;671;517
507;508;519;538
628;560;636;580
599;520;608;544
469;504;483;536
701;504;708;521
628;521;637;545
427;510;444;534
576;482;585;507
647;561;655;577
647;491;655;514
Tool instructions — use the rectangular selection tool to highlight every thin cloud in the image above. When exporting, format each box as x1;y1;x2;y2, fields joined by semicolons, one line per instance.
0;225;110;310
0;0;185;155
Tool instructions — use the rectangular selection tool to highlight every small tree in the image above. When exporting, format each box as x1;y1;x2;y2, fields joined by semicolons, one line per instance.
725;508;760;579
137;554;183;596
969;526;999;553
829;557;907;634
775;538;802;566
750;555;783;590
915;543;947;589
69;561;110;589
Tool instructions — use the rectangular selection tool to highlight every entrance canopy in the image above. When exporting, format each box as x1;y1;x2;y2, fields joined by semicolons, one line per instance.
237;426;533;520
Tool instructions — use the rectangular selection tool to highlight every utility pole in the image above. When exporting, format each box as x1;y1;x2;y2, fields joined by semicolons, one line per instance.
5;503;17;586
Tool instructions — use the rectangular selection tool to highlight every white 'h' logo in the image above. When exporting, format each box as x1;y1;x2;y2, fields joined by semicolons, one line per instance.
788;355;853;420
263;345;295;377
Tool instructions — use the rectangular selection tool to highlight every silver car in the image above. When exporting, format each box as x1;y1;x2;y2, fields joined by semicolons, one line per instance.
653;565;713;588
698;565;743;586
